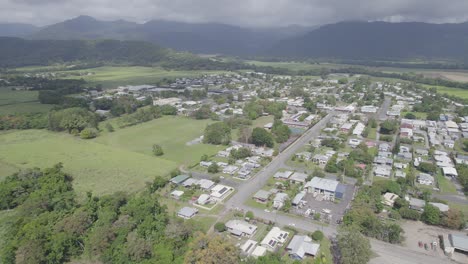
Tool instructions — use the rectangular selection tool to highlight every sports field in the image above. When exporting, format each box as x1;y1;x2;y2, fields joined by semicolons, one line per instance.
0;87;53;115
61;66;228;88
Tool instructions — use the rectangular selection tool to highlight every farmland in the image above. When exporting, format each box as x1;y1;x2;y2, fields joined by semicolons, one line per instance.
0;129;177;196
0;87;53;115
58;66;228;88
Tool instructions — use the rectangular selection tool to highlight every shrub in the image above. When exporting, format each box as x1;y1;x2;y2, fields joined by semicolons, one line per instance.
207;163;219;173
80;128;98;139
311;230;324;241
214;222;226;232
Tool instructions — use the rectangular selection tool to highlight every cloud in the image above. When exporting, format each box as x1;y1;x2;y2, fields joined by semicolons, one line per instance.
1;0;468;27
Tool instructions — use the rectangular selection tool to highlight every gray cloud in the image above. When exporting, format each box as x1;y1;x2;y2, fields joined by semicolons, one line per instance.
1;0;468;27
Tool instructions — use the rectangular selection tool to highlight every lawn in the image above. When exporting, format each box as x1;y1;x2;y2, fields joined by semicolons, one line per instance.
436;174;457;194
422;84;468;99
0;87;53;115
401;111;428;120
95;116;223;166
0;129;177;196
60;66;228;89
244;60;347;72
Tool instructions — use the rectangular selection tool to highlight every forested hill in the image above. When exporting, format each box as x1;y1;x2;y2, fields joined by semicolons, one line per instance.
0;37;245;70
268;21;468;62
0;37;169;67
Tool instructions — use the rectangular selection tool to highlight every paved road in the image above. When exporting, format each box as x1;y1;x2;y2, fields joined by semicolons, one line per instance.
209;110;457;264
377;97;391;121
433;193;468;204
224;112;335;210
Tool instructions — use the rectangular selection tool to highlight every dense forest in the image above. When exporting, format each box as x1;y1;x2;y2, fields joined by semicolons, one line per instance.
0;165;203;263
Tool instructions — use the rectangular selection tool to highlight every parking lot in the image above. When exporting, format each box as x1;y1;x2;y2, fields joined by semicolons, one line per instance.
293;183;356;224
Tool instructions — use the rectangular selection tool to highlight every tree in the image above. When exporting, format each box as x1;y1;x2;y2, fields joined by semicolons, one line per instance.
184;232;239;264
245;211;254;219
214;222;226;232
421;204;441;225
399;208;421;220
251;128;274;148
404;112;417;119
338;227;372;264
203;122;231;145
207;163;219;174
379;120;398;134
80;128;98;139
311;230;324;241
152;144;164;156
105;123;114;132
441;209;465;230
271;119;291;143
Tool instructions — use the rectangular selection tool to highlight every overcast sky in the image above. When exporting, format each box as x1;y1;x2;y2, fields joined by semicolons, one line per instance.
2;0;468;27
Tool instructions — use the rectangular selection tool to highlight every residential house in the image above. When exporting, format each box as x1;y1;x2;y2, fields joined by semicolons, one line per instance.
442;167;458;178
260;227;290;251
289;172;308;184
382;192;399;207
274;171;293;180
210;184;232;201
170;190;184;200
225;220;257;237
197;194;211;205
253;190;271;203
273;193;289;209
374;166;392;178
223;165;239;175
409;198;426;211
170;175;190;185
418;173;434;185
286;235;320;260
177;207;198;219
292;191;306;206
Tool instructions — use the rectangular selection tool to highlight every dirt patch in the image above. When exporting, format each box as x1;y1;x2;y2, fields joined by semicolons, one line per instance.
401;220;468;263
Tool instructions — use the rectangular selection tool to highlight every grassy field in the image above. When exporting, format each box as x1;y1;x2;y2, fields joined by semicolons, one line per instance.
244;60;346;71
0;129;177;196
436;174;457;194
401;111;428;120
96;116;223;166
60;66;228;88
422;84;468;99
0;87;53;115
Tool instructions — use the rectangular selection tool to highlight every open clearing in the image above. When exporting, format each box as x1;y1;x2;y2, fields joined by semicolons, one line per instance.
0;87;53;114
96;116;223;166
0;129;177;196
59;66;228;88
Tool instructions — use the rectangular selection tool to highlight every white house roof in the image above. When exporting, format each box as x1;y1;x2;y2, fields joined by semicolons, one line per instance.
178;207;198;218
241;240;257;254
274;170;293;179
197;194;211;204
429;202;450;212
442;167;458;177
225;220;257;236
286;235;320;259
251;246;267;257
306;177;339;193
261;227;289;249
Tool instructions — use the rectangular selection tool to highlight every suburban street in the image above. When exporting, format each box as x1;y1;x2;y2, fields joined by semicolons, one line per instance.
223;112;335;210
206;108;462;264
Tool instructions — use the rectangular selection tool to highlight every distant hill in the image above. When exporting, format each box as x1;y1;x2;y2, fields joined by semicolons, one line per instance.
0;37;249;70
8;17;468;62
0;37;169;67
0;23;39;37
28;16;311;55
269;21;468;62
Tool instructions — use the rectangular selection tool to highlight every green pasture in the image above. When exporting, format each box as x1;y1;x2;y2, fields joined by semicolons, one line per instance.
0;129;177;196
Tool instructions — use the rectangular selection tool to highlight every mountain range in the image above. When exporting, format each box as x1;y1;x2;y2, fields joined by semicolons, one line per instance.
2;16;468;62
